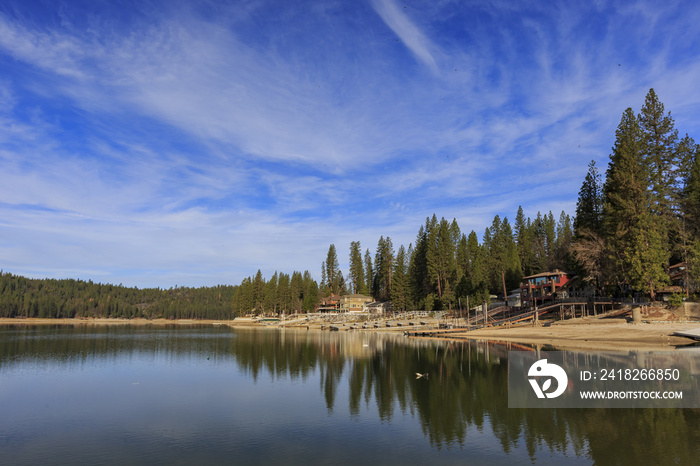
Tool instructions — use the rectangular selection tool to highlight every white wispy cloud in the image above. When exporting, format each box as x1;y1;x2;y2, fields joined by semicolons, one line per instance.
2;1;700;287
370;0;439;73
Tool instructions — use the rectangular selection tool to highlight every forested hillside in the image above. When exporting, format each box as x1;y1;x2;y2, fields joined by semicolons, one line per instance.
0;273;238;319
0;268;318;319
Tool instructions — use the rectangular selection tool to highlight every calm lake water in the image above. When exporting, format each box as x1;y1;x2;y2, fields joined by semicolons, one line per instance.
0;325;698;465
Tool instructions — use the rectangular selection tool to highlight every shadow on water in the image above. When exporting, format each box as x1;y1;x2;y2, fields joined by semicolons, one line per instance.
1;325;699;464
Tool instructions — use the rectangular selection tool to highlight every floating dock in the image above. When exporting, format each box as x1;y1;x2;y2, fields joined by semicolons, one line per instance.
673;328;700;341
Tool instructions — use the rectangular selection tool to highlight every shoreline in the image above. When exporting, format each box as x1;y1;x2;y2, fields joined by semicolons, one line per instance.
438;319;700;351
0;317;253;326
2;316;699;351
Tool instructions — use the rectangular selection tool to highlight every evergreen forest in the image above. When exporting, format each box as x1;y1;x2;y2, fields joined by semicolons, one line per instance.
1;89;699;319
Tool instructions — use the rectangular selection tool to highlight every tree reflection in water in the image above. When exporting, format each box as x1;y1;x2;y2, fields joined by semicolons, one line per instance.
1;325;698;464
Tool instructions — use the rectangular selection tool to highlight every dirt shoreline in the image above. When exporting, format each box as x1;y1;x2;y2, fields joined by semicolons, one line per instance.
0;317;253;326
2;317;699;351
450;319;700;351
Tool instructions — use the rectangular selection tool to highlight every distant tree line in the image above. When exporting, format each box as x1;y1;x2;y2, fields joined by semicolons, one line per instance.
0;268;323;319
0;273;238;319
232;269;319;315
571;89;700;299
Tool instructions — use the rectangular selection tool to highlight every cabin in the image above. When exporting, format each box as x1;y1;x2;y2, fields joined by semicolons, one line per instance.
365;301;392;315
656;262;695;300
340;294;373;313
669;262;689;289
317;294;341;312
520;270;573;308
506;289;522;308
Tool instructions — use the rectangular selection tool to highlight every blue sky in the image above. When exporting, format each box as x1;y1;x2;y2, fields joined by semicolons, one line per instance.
2;0;700;288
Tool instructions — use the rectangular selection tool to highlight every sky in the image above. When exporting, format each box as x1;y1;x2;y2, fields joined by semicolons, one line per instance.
2;0;700;289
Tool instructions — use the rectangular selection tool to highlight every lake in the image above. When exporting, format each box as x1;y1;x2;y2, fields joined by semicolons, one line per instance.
0;325;698;465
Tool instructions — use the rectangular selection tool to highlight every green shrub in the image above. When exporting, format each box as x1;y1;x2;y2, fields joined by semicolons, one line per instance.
668;293;684;308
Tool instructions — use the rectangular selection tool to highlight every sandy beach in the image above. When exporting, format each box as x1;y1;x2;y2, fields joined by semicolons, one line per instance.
446;319;700;351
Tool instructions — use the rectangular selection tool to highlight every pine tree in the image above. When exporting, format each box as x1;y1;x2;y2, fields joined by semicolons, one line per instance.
543;212;557;269
530;213;549;273
290;271;303;311
427;217;457;306
685;146;700;235
684;147;700;290
278;273;292;311
253;270;265;313
626;212;669;301
574;160;603;237
466;231;482;283
638;89;678;271
325;244;341;295
554;211;574;270
515;206;535;276
485;216;522;294
673;135;699;267
264;272;278;313
466;230;489;306
601;106;669;297
374;237;394;301
408;223;429;307
455;233;469;283
639;89;679;220
348;241;365;295
302;271;318;312
320;262;327;294
391;245;409;312
482;217;496;286
363;249;374;299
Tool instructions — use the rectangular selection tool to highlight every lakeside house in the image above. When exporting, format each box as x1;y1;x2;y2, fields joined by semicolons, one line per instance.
318;294;341;312
657;262;692;300
317;294;374;313
340;294;373;313
507;289;521;307
520;270;573;308
365;301;392;314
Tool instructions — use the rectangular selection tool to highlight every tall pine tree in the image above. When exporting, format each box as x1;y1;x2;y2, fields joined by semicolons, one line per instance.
684;147;700;290
373;237;394;301
391;245;410;312
324;244;341;295
602;107;669;297
574;160;603;237
348;241;365;295
364;249;374;300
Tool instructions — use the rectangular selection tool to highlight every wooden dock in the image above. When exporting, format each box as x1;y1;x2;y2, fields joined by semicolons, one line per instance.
404;300;614;338
404;309;548;338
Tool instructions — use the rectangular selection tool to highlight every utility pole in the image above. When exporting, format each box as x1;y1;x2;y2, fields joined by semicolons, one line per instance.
466;295;469;327
501;269;508;311
534;305;538;326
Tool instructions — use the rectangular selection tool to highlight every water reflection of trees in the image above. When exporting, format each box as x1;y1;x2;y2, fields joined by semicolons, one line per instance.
2;325;698;463
230;330;700;464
